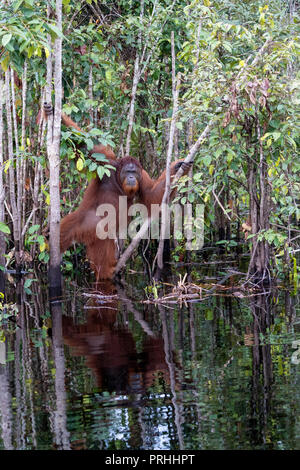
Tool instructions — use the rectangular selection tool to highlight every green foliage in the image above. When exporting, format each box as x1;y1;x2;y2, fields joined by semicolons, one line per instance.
0;222;11;235
0;0;63;72
25;224;47;257
60;123;116;180
1;0;298;277
0;292;18;329
174;0;299;271
145;280;162;300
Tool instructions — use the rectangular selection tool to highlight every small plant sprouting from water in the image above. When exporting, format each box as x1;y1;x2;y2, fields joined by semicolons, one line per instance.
144;280;162;300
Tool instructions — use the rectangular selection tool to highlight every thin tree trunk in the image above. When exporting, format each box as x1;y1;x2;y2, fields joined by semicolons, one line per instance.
125;54;140;155
31;90;45;259
156;32;180;269
124;0;178;155
185;120;194;254
247;113;271;284
184;21;202;256
46;0;63;300
159;306;184;449
171;32;179;160
125;0;144;155
10;69;22;250
0;77;5;292
5;68;21;271
0;358;13;449
88;64;94;123
20;61;28;248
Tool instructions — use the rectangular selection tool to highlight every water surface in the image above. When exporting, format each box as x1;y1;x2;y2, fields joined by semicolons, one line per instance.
0;268;299;450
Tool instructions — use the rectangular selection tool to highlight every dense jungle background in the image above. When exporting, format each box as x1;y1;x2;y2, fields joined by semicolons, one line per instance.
0;0;299;452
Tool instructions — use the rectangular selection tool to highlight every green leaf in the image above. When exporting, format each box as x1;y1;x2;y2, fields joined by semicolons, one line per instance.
222;42;232;53
89;162;97;172
19;40;30;53
2;34;12;47
188;193;195;203
273;132;281;141
28;224;40;234
76;158;84;171
39;252;49;263
86;138;94;150
205;309;213;321
0;222;10;235
93;153;108;162
47;23;64;39
203;155;212;166
37;235;44;244
27;45;34;58
193;173;202;183
24;278;34;289
1;55;10;72
105;69;113;82
97;166;105;180
261;132;272;141
13;0;25;11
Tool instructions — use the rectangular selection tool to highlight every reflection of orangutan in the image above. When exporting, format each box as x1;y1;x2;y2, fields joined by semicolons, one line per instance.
62;282;170;393
45;105;192;280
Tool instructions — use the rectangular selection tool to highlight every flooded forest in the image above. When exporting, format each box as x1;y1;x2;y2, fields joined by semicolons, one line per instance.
0;0;299;452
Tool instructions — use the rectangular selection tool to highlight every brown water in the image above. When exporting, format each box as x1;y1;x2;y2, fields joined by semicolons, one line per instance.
0;267;299;450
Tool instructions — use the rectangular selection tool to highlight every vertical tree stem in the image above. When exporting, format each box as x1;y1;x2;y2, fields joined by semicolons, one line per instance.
0;76;5;291
156;31;180;270
5;69;20;269
20;61;28;248
46;0;63;300
10;70;23;248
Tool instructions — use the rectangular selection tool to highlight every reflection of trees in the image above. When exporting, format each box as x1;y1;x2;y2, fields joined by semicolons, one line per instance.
249;292;273;447
62;281;186;449
51;302;70;450
0;278;71;450
0;340;13;449
0;280;38;449
176;289;299;450
0;280;39;449
0;276;297;450
248;289;297;449
158;305;184;450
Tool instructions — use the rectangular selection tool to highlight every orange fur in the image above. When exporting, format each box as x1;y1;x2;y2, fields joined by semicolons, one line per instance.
60;116;191;280
122;181;140;197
